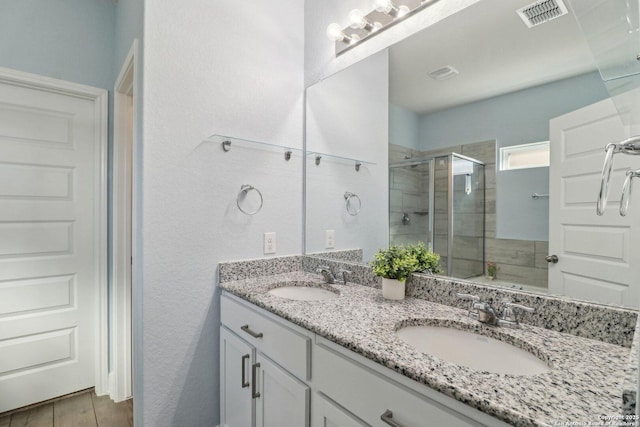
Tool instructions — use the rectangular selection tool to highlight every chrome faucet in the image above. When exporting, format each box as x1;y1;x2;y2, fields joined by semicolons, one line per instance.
338;269;352;285
498;302;534;329
316;266;336;284
457;293;480;320
473;301;499;326
456;293;534;329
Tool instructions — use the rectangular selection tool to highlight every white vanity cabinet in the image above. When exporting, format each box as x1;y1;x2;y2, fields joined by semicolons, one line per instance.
312;336;512;427
220;291;511;427
220;292;312;427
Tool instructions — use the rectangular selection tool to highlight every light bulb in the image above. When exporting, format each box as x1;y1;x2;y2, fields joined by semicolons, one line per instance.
349;34;361;45
349;9;366;28
397;5;410;17
326;23;346;41
349;9;376;31
374;0;394;13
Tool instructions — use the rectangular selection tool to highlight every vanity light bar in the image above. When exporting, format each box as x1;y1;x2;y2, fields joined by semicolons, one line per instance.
327;0;440;56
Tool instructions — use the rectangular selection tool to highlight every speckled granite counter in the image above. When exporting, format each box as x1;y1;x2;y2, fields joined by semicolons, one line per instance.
623;317;640;415
219;270;631;427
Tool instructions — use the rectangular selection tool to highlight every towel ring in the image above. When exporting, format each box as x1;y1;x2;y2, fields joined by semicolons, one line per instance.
237;184;263;215
344;192;361;216
620;169;640;216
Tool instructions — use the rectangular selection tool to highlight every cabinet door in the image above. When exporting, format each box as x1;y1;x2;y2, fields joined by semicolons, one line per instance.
221;327;255;427
313;392;370;427
255;353;310;427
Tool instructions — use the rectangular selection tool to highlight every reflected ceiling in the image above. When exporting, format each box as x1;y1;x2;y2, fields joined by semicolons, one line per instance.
390;0;597;114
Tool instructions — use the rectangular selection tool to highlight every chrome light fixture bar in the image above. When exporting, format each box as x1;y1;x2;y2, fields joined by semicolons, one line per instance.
327;0;440;56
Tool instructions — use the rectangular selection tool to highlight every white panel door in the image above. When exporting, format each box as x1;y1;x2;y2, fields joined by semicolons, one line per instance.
549;97;640;307
0;75;102;411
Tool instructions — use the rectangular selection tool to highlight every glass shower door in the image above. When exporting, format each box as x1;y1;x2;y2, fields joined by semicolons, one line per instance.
389;161;431;248
450;155;485;278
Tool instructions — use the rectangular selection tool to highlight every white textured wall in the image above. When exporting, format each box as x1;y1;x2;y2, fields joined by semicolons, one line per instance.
306;50;389;261
141;1;304;425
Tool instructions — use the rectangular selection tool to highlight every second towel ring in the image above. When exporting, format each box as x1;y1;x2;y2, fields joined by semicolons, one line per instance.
621;169;640;216
344;192;361;216
237;184;263;215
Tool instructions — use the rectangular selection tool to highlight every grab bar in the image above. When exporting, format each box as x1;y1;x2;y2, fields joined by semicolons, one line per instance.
597;136;640;216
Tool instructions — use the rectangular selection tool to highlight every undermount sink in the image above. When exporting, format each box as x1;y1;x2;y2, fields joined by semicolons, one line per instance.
268;283;339;301
396;324;550;375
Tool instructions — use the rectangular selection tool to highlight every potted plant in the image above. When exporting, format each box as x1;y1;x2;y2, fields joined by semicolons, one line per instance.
405;243;443;275
486;261;498;280
370;244;442;300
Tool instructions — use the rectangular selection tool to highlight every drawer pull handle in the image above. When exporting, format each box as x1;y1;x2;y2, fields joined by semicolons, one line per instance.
241;354;250;388
381;410;404;427
241;324;263;338
251;362;261;399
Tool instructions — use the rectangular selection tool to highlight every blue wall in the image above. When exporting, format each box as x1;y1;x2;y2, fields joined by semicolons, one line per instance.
389;104;421;150
0;0;115;90
417;71;610;240
0;2;144;422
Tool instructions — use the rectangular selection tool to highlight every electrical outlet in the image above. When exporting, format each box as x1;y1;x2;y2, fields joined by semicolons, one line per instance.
264;232;276;254
325;229;335;249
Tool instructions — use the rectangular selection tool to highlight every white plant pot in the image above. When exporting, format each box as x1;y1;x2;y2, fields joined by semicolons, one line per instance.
382;278;405;300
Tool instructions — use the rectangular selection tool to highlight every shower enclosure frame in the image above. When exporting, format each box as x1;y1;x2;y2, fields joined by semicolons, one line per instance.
390;152;486;277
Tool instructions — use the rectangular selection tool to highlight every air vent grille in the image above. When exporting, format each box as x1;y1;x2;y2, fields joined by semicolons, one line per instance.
517;0;568;28
427;66;459;81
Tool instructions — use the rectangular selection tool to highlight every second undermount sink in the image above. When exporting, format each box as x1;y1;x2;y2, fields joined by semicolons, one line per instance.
396;324;550;375
268;283;339;301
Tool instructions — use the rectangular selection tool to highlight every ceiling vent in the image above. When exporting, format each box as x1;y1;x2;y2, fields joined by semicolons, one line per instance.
517;0;568;28
427;66;459;81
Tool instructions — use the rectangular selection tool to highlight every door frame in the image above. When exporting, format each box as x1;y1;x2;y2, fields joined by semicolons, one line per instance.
111;39;139;401
0;66;109;396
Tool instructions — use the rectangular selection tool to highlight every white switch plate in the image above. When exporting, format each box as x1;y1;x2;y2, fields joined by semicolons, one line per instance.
325;229;335;249
264;232;276;254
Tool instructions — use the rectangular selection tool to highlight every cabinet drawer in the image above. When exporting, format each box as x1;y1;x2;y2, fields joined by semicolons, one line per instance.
314;341;494;427
221;293;311;381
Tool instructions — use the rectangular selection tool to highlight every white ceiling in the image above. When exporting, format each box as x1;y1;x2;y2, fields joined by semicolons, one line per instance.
389;0;599;114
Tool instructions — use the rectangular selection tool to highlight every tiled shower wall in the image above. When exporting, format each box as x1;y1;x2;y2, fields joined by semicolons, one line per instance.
389;141;548;289
389;145;430;246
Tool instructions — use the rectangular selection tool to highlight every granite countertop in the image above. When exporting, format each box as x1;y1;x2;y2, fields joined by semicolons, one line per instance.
219;271;631;427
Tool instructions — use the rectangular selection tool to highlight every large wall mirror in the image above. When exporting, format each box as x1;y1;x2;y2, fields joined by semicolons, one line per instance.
305;0;640;308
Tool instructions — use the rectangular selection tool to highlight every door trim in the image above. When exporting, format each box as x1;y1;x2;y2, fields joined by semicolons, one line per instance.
111;39;139;402
0;66;109;396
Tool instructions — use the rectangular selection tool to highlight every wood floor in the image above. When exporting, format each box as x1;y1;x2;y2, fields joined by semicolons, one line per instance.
0;390;132;427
